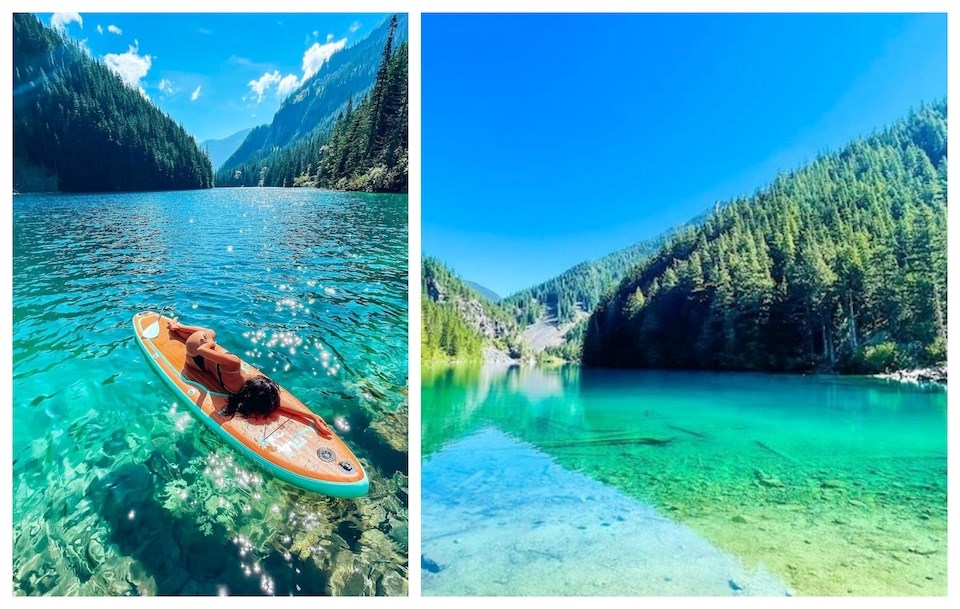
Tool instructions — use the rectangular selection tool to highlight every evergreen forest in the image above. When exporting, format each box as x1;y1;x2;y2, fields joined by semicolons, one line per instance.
215;16;408;194
13;13;212;192
502;232;675;325
583;102;947;374
421;257;487;363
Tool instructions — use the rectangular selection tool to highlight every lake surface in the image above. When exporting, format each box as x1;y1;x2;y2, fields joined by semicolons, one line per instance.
13;188;408;596
421;365;947;596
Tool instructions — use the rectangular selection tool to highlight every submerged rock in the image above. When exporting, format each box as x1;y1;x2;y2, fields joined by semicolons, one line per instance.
86;537;106;567
377;569;407;596
421;555;441;573
393;471;409;504
127;559;158;595
358;499;388;529
359;529;401;564
387;518;408;554
367;410;407;453
362;406;408;476
96;556;136;596
753;469;785;488
328;550;371;596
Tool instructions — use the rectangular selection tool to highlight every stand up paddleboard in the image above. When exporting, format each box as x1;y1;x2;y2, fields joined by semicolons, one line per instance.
133;311;368;498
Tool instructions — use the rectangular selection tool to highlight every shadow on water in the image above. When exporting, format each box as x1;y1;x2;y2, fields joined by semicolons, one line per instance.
358;429;408;477
87;459;333;595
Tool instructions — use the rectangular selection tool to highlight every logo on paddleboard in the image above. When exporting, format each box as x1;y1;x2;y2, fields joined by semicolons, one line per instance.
317;448;336;462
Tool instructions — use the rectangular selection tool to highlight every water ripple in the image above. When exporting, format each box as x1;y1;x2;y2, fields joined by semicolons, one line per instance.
13;189;408;596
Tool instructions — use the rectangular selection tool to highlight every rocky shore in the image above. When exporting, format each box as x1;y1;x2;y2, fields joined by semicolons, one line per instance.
875;364;947;384
482;345;518;367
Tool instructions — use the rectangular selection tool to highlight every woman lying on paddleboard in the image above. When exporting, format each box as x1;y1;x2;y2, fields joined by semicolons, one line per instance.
167;319;333;438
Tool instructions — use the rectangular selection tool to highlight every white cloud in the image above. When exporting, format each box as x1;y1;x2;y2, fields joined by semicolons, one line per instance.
349;21;361;33
248;71;282;103
302;38;346;81
191;85;202;101
242;32;350;104
277;74;300;97
247;70;301;103
158;79;175;94
97;24;103;34
107;25;123;36
104;43;153;96
312;30;319;37
51;13;82;32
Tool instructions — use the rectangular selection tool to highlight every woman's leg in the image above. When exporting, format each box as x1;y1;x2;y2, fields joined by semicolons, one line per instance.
170;320;217;343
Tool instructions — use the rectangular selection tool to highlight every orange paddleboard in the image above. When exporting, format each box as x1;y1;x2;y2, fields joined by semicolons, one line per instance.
133;311;368;498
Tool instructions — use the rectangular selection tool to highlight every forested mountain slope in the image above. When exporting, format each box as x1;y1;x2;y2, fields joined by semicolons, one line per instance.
422;257;522;363
584;102;947;374
217;14;407;190
13;13;212;192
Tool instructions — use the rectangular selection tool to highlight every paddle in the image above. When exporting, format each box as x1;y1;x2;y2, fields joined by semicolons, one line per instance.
142;307;170;339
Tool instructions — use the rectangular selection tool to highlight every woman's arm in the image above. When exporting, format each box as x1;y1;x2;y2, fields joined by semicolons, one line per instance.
195;342;241;372
277;399;334;438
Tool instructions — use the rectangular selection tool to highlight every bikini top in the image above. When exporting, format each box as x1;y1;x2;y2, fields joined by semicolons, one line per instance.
192;354;226;390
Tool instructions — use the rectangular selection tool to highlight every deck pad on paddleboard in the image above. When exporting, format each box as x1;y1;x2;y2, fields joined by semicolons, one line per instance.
133;311;368;497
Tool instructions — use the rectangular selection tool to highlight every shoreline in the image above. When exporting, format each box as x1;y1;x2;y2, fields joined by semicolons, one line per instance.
424;359;950;388
874;365;947;385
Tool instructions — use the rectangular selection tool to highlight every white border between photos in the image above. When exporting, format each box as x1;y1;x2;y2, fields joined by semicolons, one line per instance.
2;1;958;607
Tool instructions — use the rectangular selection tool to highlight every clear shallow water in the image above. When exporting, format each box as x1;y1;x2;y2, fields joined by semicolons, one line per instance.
13;189;408;596
423;428;792;596
421;365;947;596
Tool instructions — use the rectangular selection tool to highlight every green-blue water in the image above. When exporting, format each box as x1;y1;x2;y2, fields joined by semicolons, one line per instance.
421;365;946;596
13;188;408;596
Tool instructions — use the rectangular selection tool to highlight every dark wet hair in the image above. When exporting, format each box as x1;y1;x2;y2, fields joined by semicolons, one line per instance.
222;376;280;418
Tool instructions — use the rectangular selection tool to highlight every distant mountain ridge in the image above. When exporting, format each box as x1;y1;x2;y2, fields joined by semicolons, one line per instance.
501;229;678;326
219;14;408;176
465;281;501;303
200;128;252;172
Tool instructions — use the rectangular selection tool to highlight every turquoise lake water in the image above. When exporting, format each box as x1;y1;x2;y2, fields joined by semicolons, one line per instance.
13;188;408;596
421;365;947;596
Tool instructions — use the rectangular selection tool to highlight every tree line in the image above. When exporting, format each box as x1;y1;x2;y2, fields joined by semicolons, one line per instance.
502;233;675;326
216;16;408;194
584;102;947;374
13;13;212;192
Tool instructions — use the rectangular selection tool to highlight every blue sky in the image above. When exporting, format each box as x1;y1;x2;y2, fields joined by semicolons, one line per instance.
423;13;948;297
38;12;391;142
